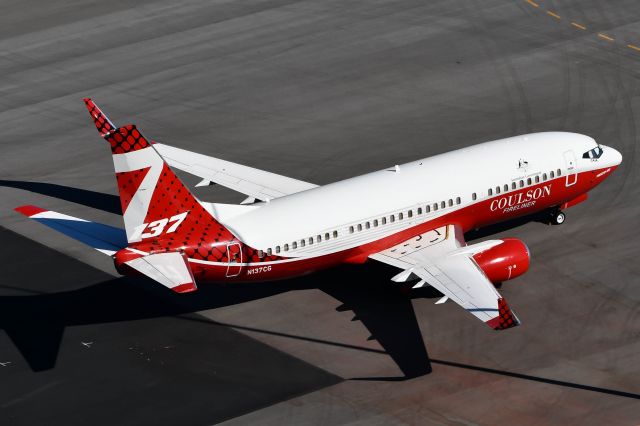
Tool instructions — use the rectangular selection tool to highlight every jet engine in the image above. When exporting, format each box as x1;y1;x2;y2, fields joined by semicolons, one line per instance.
472;238;530;284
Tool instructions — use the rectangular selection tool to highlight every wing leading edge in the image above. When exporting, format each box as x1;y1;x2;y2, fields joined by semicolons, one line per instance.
154;143;318;202
370;225;521;330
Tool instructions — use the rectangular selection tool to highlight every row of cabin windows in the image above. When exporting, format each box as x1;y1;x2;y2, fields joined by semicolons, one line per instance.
473;168;562;199
258;196;464;258
348;198;462;235
261;230;340;257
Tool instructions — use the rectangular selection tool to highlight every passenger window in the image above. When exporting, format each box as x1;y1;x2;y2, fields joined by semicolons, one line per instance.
417;207;422;215
267;248;272;256
511;182;516;190
333;230;338;238
408;210;413;218
398;213;403;220
440;201;446;209
472;193;477;201
317;235;321;243
292;242;297;249
373;219;379;227
382;217;387;225
504;184;508;192
365;222;370;229
527;178;532;185
550;171;555;178
448;199;453;207
357;224;362;231
284;244;289;251
258;250;264;258
519;180;524;188
309;237;314;245
557;168;561;176
426;205;431;212
433;203;438;211
456;197;461;204
391;215;396;222
495;187;500;194
325;232;330;240
488;188;493;196
542;173;547;181
301;239;305;247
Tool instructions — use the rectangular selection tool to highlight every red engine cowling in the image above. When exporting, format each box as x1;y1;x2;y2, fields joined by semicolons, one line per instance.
472;238;530;284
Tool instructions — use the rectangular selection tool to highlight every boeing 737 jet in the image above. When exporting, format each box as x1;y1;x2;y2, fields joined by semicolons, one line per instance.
16;99;622;330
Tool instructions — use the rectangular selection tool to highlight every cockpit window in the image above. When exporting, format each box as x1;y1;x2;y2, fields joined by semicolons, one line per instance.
583;146;603;159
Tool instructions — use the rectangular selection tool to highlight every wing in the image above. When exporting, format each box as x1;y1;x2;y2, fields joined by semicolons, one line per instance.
153;143;318;202
370;225;520;330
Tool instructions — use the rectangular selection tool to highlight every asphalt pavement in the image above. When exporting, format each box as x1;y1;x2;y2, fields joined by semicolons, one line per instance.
1;0;639;424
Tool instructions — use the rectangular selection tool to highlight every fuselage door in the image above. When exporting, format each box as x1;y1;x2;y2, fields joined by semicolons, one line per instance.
226;242;243;277
563;150;578;187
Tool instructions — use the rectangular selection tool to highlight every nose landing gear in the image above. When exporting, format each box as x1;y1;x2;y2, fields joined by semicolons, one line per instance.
549;210;566;225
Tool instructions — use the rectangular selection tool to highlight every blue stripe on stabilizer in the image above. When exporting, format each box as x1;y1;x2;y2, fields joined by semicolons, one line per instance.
34;218;127;251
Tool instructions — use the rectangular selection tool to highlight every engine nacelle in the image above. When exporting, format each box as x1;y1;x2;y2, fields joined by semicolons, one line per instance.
472;238;530;284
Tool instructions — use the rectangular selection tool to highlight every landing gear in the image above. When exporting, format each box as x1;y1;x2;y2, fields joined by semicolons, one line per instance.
550;210;566;225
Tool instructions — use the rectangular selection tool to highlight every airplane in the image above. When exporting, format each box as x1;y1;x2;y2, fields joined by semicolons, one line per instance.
15;99;622;331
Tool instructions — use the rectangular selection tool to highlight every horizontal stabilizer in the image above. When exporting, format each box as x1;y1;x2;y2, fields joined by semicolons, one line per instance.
125;252;197;293
15;205;127;255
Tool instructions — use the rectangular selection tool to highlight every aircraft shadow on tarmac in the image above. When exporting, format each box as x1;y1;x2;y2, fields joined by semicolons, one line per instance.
0;180;121;215
0;258;438;379
5;181;639;400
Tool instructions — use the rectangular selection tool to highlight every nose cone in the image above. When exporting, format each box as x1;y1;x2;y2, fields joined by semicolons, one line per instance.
605;145;623;167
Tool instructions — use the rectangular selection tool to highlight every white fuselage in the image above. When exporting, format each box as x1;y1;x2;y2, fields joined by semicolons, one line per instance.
222;132;621;259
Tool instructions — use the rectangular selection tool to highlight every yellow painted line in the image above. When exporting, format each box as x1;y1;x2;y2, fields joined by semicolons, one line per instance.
547;10;561;20
627;44;640;52
597;33;615;42
526;0;539;7
571;22;587;30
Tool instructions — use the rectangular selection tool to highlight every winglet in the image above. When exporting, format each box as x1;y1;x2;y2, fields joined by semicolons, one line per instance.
486;298;520;330
84;98;116;137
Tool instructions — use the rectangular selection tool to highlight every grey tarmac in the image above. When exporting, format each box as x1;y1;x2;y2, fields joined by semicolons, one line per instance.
1;0;639;425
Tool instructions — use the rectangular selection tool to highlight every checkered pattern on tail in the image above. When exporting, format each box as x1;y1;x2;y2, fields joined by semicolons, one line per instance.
105;125;151;154
83;98;286;265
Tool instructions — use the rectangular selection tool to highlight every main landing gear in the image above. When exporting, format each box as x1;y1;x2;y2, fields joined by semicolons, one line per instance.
549;210;566;225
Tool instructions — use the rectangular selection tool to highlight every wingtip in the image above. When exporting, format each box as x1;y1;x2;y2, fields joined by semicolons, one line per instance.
172;282;198;293
486;297;520;330
15;205;47;217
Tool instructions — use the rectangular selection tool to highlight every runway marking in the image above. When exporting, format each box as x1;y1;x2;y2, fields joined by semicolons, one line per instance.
524;1;640;54
546;10;561;20
598;33;615;42
571;22;587;30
